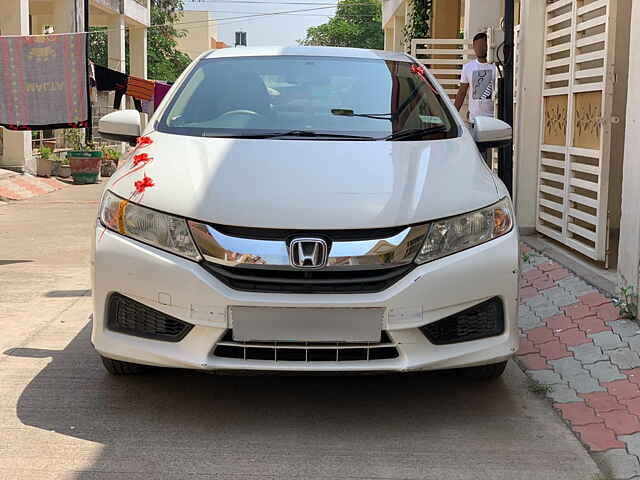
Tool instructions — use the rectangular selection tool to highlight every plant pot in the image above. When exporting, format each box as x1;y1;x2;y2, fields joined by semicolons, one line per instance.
58;165;71;178
51;160;62;176
68;150;103;184
100;159;117;177
36;157;52;177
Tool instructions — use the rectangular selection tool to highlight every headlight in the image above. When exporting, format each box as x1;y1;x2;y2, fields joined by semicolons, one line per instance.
415;197;514;264
99;190;202;261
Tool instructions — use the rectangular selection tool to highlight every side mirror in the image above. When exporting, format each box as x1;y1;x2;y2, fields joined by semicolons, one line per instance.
472;116;513;149
98;110;141;146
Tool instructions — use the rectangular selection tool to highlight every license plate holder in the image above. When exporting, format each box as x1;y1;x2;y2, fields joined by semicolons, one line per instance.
230;306;384;343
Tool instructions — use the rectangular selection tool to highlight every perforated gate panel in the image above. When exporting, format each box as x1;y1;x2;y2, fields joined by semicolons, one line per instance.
537;0;617;261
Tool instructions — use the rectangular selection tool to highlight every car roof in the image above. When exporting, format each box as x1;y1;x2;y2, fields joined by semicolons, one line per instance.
203;45;412;62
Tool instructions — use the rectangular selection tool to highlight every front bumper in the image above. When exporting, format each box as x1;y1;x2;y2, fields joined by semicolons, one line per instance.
91;226;520;372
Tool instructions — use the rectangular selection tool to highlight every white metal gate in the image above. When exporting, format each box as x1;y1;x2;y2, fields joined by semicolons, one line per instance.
537;0;617;261
410;38;475;101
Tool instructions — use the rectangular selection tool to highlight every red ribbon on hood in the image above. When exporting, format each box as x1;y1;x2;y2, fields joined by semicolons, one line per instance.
136;136;153;147
133;153;152;167
134;175;155;193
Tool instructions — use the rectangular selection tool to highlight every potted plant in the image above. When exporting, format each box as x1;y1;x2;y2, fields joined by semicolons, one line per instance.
50;152;62;177
58;155;71;178
100;147;120;177
36;146;53;177
65;130;103;184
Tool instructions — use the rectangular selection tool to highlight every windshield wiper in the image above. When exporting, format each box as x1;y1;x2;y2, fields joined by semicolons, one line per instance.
382;125;449;141
207;130;376;140
331;109;393;120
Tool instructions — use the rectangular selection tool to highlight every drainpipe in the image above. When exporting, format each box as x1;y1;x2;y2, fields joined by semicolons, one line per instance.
498;0;514;196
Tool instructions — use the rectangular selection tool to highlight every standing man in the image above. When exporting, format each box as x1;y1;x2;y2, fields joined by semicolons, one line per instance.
455;32;498;121
455;32;498;166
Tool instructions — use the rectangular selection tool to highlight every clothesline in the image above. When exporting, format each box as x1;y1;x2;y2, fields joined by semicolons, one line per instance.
92;63;172;117
0;4;348;38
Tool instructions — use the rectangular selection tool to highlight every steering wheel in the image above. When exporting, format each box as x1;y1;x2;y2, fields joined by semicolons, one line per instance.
218;109;262;118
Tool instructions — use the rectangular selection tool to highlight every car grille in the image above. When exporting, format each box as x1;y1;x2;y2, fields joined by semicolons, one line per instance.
107;293;194;342
420;297;504;345
203;263;415;294
213;330;399;362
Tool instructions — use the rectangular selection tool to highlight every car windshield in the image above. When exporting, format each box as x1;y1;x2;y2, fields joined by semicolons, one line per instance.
157;55;457;140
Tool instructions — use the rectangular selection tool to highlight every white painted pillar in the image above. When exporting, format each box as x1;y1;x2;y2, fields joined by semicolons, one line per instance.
129;26;148;79
393;15;405;52
513;0;544;233
464;0;503;44
0;0;32;169
108;14;126;109
53;0;77;33
618;1;640;300
384;27;394;51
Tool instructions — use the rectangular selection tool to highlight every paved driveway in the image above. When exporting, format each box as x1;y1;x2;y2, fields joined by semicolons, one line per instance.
0;184;601;480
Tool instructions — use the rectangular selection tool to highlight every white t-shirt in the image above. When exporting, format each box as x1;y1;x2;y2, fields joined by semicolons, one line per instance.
460;59;498;121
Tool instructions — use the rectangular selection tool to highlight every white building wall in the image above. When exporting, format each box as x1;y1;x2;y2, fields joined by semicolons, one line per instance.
176;10;218;59
618;1;640;295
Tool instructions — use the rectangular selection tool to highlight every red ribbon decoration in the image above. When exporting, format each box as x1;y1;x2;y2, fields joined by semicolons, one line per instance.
410;64;426;77
136;136;153;147
410;64;440;95
133;153;152;167
134;175;155;193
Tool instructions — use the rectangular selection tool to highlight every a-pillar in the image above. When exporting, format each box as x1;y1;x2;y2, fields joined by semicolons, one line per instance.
108;15;126;109
1;0;32;169
513;0;544;232
618;1;640;309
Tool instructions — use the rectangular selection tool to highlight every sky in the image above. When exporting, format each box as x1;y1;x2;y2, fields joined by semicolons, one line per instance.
183;0;337;47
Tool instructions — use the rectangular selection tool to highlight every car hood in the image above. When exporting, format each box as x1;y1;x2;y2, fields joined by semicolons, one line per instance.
107;131;499;229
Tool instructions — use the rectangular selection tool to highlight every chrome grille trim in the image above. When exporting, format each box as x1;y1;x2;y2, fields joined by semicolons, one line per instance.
188;222;428;269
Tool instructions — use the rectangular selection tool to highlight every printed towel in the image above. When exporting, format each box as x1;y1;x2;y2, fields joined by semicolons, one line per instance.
0;33;89;130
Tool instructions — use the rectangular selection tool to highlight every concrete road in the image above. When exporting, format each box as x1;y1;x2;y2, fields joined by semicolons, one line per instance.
0;184;601;480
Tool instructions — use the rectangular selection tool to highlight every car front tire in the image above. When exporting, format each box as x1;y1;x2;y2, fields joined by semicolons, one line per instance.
100;355;151;375
460;360;508;380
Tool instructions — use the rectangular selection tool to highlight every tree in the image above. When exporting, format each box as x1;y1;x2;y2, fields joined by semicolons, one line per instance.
89;0;192;82
147;0;192;82
300;0;383;50
404;0;431;46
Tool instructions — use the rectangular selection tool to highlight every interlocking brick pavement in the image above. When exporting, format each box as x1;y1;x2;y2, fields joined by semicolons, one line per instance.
0;170;69;200
517;244;640;478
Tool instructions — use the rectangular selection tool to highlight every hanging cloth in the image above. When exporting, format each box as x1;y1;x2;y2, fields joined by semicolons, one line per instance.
0;33;89;130
154;82;172;109
126;76;155;102
93;64;142;111
94;64;128;109
88;61;97;104
141;99;154;116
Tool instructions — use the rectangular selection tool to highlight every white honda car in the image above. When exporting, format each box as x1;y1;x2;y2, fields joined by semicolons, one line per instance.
93;46;518;379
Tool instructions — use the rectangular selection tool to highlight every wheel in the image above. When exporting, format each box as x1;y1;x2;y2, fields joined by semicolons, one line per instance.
459;360;508;381
100;355;151;375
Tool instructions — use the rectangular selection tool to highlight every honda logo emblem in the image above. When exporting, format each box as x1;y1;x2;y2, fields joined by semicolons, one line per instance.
289;238;328;269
